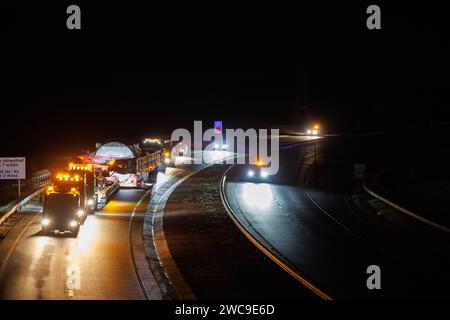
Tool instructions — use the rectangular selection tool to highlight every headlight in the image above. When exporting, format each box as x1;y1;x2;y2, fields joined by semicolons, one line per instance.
307;129;312;134
164;158;170;163
42;218;50;226
260;171;268;178
87;199;94;206
214;143;219;149
247;170;255;177
77;209;85;218
222;144;227;150
312;129;318;135
70;220;77;227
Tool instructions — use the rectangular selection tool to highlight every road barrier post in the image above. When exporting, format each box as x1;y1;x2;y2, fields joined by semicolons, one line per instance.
17;179;21;213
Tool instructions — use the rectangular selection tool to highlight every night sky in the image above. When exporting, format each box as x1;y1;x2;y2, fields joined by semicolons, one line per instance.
1;3;449;157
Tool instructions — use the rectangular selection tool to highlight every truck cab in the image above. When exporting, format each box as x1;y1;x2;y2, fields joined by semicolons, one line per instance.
42;188;84;236
41;171;89;236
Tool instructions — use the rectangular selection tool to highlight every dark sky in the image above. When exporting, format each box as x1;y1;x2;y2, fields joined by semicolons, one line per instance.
1;3;449;157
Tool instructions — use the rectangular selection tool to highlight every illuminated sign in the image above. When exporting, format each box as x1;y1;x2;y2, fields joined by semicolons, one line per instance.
214;121;222;133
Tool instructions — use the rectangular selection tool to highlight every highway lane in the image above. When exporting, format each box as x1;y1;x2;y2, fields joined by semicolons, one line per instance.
0;189;147;299
223;143;418;299
0;167;193;300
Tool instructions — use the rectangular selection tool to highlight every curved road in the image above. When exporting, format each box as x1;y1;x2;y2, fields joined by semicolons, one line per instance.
0;135;323;300
223;141;450;299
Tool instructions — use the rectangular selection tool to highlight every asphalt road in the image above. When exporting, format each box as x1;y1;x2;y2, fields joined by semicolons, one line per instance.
161;165;318;299
0;165;201;300
0;135;321;300
0;189;148;299
156;135;323;299
224;141;450;298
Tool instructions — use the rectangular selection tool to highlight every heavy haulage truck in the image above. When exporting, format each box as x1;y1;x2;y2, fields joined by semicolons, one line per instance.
42;170;90;236
41;161;119;236
41;139;165;236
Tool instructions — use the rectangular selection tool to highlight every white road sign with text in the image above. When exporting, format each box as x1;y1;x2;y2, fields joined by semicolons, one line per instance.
0;157;26;179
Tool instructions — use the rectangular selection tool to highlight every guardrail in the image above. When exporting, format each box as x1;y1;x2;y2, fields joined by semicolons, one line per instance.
0;169;51;206
0;169;50;228
0;187;45;227
362;180;450;234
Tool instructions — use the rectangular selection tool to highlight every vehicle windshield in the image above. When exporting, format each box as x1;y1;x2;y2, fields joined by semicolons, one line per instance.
44;194;78;216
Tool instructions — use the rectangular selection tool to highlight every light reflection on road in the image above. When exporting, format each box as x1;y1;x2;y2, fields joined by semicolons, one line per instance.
242;183;273;210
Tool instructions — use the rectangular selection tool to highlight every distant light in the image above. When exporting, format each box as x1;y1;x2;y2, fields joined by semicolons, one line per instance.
313;124;320;130
214;120;222;133
222;144;227;150
214;143;219;149
87;199;94;206
247;170;255;177
77;209;85;218
144;138;162;144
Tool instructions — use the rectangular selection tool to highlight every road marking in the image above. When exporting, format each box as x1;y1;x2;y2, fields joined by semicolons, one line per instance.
0;214;40;282
149;158;235;299
151;168;211;300
128;188;154;300
220;164;333;300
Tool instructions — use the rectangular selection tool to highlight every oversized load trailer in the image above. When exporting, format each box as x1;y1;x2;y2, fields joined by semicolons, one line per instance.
80;141;162;188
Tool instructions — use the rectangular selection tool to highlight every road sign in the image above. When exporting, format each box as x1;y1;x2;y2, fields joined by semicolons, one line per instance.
0;157;26;180
214;121;222;133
